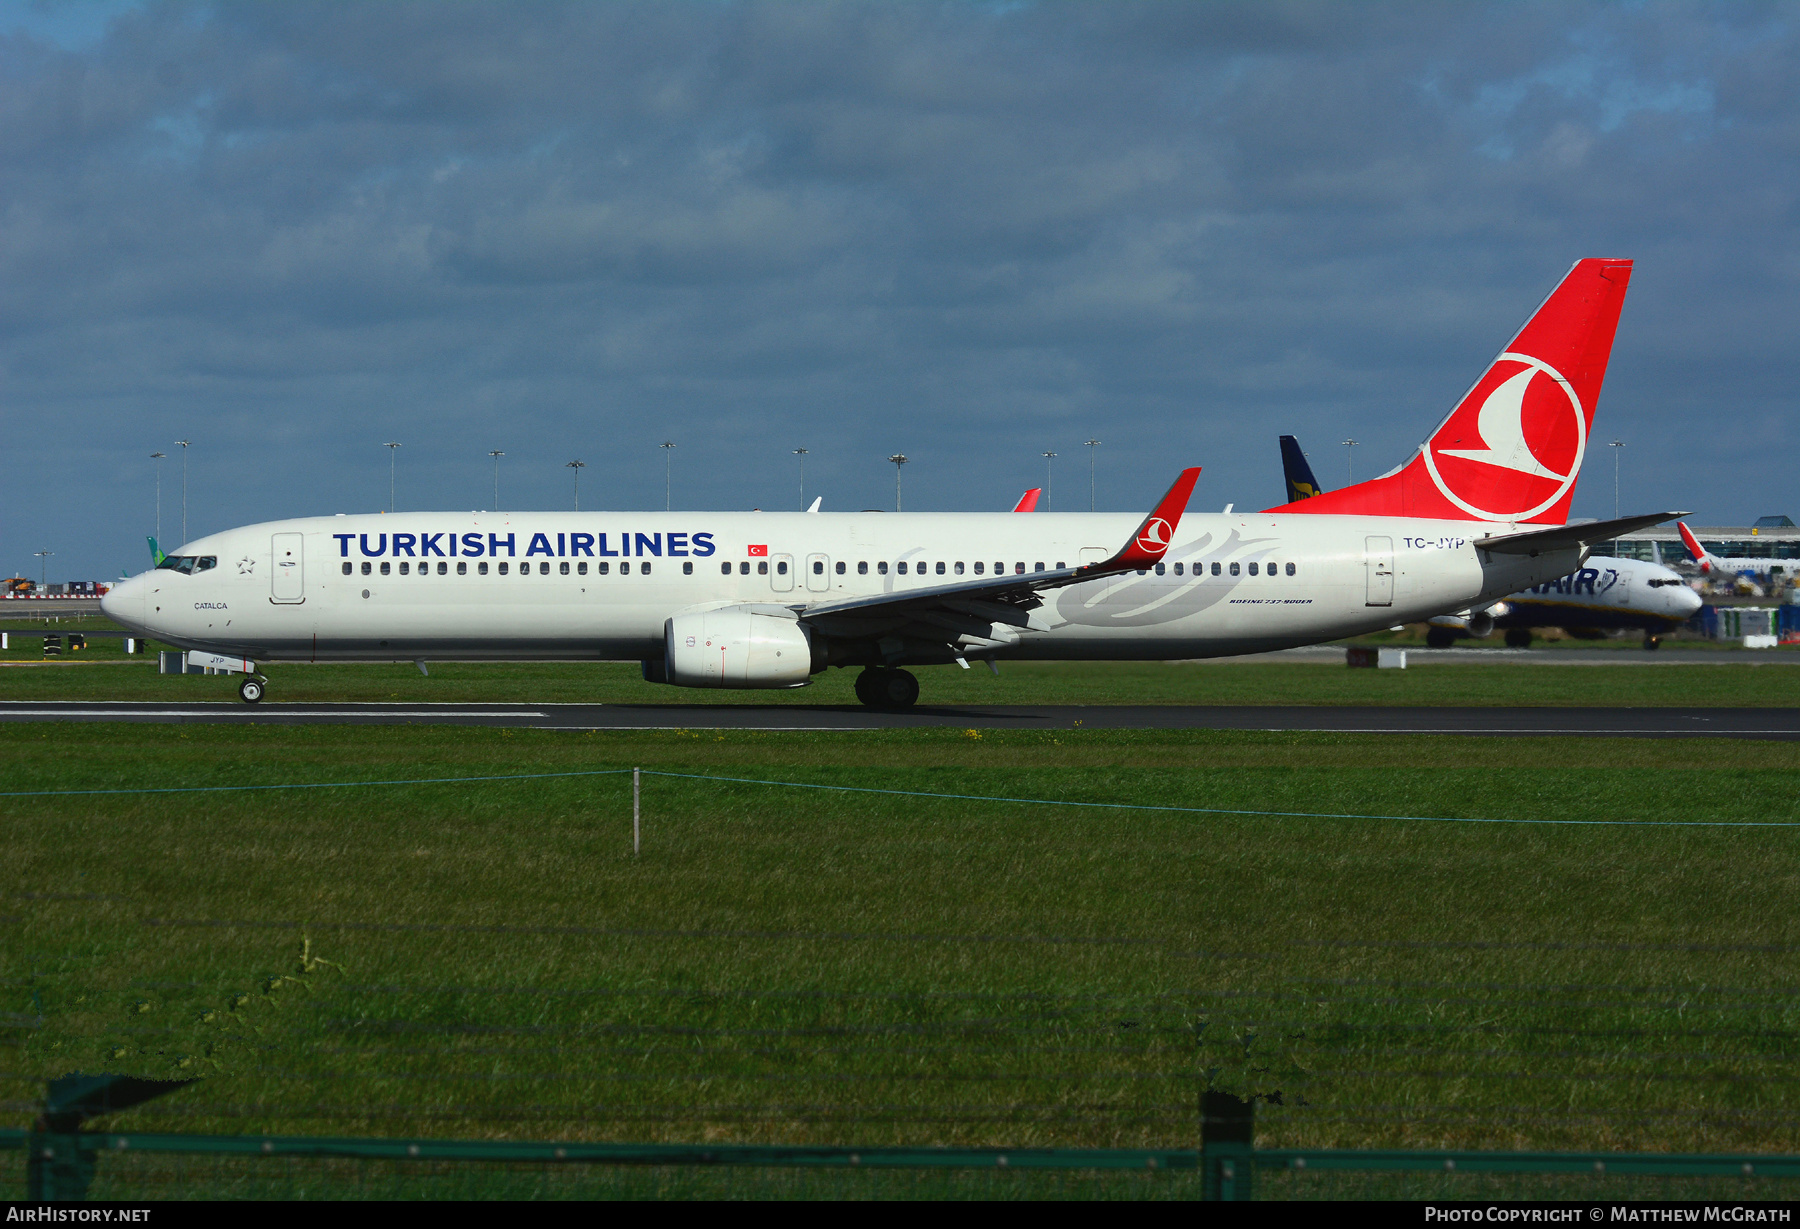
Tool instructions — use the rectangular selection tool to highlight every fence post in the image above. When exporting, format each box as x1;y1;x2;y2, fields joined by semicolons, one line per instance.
26;1074;196;1200
1201;1090;1255;1201
633;767;640;855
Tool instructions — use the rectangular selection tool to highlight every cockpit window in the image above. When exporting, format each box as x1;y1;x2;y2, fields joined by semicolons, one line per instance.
155;555;217;574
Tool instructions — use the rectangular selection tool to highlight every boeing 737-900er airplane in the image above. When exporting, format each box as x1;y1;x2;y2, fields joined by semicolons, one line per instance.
103;258;1680;707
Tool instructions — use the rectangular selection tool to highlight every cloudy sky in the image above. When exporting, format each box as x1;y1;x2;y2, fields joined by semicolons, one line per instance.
3;1;1797;579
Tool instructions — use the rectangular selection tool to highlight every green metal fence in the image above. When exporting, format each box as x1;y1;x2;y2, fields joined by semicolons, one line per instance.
8;1078;1800;1201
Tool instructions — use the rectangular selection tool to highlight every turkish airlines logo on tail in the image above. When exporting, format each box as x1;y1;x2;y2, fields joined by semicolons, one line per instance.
1421;353;1587;521
1135;518;1173;555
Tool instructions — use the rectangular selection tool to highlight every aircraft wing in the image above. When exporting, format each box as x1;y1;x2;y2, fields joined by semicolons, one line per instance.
1475;511;1685;556
799;468;1200;651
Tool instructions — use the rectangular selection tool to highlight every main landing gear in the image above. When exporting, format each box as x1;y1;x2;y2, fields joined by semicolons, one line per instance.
1424;627;1458;650
239;677;265;705
1504;628;1534;649
854;667;920;710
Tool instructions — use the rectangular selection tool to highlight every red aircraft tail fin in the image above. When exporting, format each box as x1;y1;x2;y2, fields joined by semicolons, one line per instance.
1268;258;1633;524
1011;488;1041;513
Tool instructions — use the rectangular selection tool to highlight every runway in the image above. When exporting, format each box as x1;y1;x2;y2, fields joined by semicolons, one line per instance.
2;701;1796;738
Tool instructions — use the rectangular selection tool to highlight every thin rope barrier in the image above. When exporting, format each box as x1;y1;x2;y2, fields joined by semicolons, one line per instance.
0;764;1792;827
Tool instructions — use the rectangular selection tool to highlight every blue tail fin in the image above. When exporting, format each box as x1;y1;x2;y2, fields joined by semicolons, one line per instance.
1279;436;1324;503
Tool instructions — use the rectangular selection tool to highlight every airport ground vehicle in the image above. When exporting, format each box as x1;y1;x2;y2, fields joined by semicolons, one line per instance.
103;259;1675;706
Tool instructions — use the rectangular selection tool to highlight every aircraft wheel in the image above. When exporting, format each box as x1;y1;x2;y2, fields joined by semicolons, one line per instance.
239;677;265;705
855;667;919;710
1643;635;1661;651
1425;627;1457;650
1504;628;1533;649
880;669;920;710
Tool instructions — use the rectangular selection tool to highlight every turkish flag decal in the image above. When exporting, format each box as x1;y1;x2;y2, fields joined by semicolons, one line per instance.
747;544;768;557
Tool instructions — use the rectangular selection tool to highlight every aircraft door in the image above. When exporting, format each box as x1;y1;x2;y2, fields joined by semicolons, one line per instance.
271;532;305;604
1615;569;1634;605
1364;536;1394;607
805;553;831;593
770;554;795;593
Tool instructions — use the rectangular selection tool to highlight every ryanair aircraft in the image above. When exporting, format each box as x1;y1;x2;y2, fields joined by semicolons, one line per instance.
104;259;1678;707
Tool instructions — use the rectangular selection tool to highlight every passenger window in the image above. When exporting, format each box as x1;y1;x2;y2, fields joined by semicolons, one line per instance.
398;562;409;576
1056;562;1064;569
597;562;609;575
1212;562;1222;576
1229;562;1239;576
722;562;733;575
858;561;868;575
955;561;964;575
836;561;846;574
1015;563;1025;574
1034;563;1044;573
897;562;908;575
641;562;651;575
621;562;632;575
740;561;750;575
477;562;487;575
995;563;1004;575
539;562;549;575
1248;562;1258;576
758;561;768;575
1154;563;1164;575
341;562;352;576
776;561;787;575
974;562;984;575
380;561;391;576
813;560;824;575
559;561;569;575
877;561;888;575
578;562;588;576
361;561;372;576
1286;562;1295;576
438;562;448;575
456;562;467;576
498;562;509;575
683;561;693;575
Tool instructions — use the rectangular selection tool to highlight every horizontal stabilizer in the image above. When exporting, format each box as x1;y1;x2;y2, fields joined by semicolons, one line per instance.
1475;511;1684;556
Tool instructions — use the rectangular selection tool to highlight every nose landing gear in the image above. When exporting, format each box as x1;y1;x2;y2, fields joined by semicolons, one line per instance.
239;677;265;704
854;667;920;710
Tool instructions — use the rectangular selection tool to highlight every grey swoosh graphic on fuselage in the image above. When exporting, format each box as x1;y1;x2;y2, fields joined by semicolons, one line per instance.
1052;528;1280;629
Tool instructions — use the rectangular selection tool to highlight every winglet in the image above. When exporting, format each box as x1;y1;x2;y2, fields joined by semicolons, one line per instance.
1088;467;1201;573
147;536;165;566
1676;521;1711;572
1011;488;1041;513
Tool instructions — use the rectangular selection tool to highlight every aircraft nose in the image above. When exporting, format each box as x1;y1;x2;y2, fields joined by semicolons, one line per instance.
100;577;145;629
1674;583;1704;616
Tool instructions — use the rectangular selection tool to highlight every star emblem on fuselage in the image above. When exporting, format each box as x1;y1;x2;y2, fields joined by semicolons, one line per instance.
237;558;255;575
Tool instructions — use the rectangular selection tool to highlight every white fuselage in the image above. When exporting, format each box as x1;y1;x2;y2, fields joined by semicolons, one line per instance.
1498;556;1701;634
102;509;1586;673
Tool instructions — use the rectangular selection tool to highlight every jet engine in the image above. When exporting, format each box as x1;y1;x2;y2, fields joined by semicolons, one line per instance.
660;605;820;688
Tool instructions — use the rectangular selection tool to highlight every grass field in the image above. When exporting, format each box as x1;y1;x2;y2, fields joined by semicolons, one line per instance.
5;721;1799;1195
3;653;1800;706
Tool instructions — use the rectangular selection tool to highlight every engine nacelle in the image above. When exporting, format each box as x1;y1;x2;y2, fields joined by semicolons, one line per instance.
1428;603;1505;639
662;606;817;688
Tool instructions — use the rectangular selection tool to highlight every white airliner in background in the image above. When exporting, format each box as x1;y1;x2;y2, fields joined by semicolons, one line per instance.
103;258;1679;707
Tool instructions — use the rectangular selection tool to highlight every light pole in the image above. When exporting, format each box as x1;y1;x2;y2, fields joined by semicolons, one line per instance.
1084;439;1100;511
888;454;908;512
384;442;401;512
1609;440;1625;520
660;441;676;511
488;450;504;510
175;440;191;544
150;452;165;541
1340;439;1358;485
567;460;586;511
1042;451;1057;512
793;448;808;510
34;550;52;591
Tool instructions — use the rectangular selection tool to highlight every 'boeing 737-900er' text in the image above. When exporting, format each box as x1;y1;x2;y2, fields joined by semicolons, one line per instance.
104;258;1681;707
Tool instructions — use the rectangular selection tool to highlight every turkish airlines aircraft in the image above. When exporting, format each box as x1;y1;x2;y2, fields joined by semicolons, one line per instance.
103;258;1678;707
